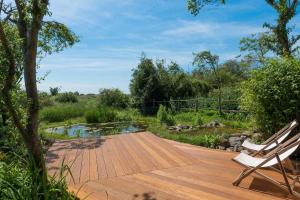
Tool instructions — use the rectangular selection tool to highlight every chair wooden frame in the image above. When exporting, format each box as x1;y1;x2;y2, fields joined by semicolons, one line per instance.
248;120;298;157
233;132;300;198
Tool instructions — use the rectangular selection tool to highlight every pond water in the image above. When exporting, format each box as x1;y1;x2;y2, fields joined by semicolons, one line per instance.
46;122;147;138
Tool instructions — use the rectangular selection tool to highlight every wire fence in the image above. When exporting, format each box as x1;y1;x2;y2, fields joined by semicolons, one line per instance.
149;97;246;113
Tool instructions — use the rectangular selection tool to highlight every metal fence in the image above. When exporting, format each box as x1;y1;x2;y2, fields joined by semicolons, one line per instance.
150;97;245;113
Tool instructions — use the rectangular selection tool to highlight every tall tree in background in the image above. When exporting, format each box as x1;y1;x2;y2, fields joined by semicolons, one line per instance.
192;51;222;115
264;0;299;57
0;0;78;197
187;0;300;58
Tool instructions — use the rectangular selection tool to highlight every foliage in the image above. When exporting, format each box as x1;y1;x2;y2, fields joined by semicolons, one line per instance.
39;92;54;108
98;106;118;123
240;32;274;64
263;0;299;57
85;110;100;123
0;161;76;200
157;105;175;126
39;21;80;55
49;87;60;96
56;92;78;103
99;88;130;109
130;56;166;114
187;0;225;16
40;104;86;122
194;114;203;126
148;124;221;148
241;58;300;135
130;55;213;114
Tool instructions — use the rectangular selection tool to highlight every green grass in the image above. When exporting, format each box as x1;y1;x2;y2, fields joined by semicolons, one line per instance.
147;123;222;148
0;158;77;200
40;103;87;122
40;130;76;140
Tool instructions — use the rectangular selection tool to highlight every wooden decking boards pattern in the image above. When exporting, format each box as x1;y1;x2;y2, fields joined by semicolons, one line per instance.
46;132;298;200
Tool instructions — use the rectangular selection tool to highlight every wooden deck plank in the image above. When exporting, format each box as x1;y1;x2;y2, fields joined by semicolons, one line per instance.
114;135;141;173
69;140;84;185
46;132;296;200
119;134;156;172
101;137;117;178
89;144;98;181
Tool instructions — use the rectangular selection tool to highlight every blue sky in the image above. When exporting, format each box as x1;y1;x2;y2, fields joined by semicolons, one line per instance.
38;0;296;94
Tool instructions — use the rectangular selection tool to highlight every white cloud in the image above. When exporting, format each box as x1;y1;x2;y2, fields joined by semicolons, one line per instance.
162;20;264;38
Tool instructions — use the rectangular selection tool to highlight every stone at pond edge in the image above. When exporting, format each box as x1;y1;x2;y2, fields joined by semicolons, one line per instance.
219;138;230;148
252;133;263;142
201;120;225;128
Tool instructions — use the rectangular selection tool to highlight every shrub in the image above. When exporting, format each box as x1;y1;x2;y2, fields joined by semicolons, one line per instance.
241;58;300;136
194;114;203;126
99;88;130;109
157;105;175;126
40;104;86;122
55;92;78;103
49;87;60;96
0;161;75;200
85;110;100;123
98;106;118;123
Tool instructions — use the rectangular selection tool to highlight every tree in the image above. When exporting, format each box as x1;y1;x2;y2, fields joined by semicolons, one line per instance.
130;56;165;114
192;51;222;114
240;32;274;64
187;0;225;16
187;0;300;58
0;0;78;197
49;87;60;96
264;0;300;57
99;88;130;109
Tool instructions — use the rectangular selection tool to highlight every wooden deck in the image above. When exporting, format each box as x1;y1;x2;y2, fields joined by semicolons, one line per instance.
46;132;298;200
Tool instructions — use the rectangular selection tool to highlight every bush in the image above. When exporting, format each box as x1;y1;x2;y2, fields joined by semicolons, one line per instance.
49;87;60;96
40;104;86;122
85;110;100;123
241;58;300;136
194;114;203;126
0;161;75;200
55;92;78;103
98;106;118;123
157;105;175;126
99;88;130;109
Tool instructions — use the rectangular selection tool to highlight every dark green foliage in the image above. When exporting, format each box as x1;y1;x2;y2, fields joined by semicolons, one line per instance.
40;104;86;122
84;106;118;123
241;58;300;135
157;105;175;126
98;106;117;123
99;88;130;109
39;21;80;55
130;57;166;114
49;87;60;96
130;55;211;114
187;0;225;16
56;92;78;103
85;110;100;123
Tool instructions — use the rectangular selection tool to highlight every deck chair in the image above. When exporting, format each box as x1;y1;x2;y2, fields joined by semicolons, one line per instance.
232;132;300;198
242;120;298;156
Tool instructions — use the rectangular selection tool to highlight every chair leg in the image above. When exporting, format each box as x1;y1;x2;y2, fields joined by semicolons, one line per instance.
233;169;248;186
276;155;293;195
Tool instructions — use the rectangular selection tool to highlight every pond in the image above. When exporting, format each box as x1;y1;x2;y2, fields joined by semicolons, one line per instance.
45;122;148;138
